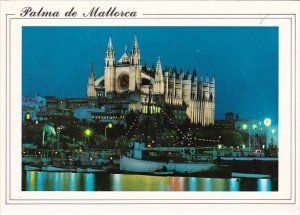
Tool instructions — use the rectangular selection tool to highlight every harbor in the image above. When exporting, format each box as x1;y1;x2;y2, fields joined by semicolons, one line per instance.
22;141;278;192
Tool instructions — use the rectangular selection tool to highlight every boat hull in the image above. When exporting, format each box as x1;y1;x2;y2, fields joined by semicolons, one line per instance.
42;166;74;172
120;155;216;174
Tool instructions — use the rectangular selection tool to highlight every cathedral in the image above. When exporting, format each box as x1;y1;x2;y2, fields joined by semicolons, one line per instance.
87;36;215;126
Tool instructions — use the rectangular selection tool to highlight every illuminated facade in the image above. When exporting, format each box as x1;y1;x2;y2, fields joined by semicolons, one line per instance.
87;36;215;125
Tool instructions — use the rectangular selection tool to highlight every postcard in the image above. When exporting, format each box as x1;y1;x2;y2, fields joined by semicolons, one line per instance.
0;1;299;214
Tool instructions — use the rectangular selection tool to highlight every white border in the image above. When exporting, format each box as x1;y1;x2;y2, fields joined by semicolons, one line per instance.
1;1;299;214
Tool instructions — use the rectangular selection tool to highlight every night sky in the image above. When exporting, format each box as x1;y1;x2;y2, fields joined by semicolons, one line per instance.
22;26;278;123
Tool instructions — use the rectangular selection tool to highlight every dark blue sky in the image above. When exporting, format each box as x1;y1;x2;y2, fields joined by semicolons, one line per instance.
22;27;278;122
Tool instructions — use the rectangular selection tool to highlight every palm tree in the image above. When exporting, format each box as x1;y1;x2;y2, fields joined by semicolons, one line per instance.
42;123;56;147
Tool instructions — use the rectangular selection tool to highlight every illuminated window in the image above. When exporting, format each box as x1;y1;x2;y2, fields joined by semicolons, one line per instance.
25;113;31;120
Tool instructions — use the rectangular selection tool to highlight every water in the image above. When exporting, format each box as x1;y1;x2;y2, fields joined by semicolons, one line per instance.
22;171;278;191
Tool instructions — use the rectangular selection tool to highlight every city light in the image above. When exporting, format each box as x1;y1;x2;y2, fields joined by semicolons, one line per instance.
105;123;113;139
264;118;271;127
242;124;248;130
25;113;31;120
252;124;257;129
84;128;92;136
271;128;276;134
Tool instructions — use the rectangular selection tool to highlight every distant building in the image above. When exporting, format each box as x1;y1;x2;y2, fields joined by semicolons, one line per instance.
225;112;234;122
22;93;47;122
73;107;105;122
44;96;97;116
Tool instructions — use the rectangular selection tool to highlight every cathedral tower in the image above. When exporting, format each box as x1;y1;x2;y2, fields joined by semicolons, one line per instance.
104;37;116;94
87;63;96;97
153;58;164;95
129;36;142;91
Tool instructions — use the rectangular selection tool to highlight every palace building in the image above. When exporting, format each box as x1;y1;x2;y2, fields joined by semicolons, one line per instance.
87;36;215;125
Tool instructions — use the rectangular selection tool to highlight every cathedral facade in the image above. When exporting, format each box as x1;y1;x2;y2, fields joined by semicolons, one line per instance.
87;36;215;126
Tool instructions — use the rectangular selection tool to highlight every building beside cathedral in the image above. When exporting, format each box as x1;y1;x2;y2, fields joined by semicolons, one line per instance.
87;36;215;126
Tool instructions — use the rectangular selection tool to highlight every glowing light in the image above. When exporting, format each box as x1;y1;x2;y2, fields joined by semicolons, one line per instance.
218;144;222;149
271;129;276;134
264;118;271;127
242;124;248;130
25;113;31;120
229;178;240;191
84;128;92;136
108;123;113;128
252;124;257;129
257;179;272;191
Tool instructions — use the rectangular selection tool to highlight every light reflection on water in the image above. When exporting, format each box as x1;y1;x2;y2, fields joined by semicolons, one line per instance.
23;171;277;191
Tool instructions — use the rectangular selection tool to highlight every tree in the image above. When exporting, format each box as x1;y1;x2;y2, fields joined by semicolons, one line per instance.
219;130;243;147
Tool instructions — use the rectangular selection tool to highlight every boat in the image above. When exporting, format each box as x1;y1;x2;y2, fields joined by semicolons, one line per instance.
120;142;216;174
24;165;41;171
76;167;86;173
153;170;174;176
85;168;107;173
42;165;75;172
232;172;271;179
75;167;107;173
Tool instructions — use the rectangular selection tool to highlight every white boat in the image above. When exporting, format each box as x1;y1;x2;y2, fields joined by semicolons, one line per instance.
120;142;216;174
76;167;107;173
24;165;41;171
85;168;107;173
120;155;215;174
42;166;74;172
232;172;271;178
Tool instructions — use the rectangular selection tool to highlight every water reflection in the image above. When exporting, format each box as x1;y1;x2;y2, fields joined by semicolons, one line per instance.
229;178;240;191
23;171;276;191
257;178;272;191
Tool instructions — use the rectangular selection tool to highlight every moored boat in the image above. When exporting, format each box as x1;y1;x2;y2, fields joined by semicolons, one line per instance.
42;165;75;172
24;165;41;171
232;172;271;178
120;142;216;174
85;168;107;173
120;155;216;174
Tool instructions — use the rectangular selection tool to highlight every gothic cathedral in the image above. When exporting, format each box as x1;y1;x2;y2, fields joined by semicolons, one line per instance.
87;36;215;126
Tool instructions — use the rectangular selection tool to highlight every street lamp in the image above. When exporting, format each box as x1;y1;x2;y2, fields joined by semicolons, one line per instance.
242;123;251;153
264;118;272;148
105;123;113;139
84;128;92;144
56;125;64;150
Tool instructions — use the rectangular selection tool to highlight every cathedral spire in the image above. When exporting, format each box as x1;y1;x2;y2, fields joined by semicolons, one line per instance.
133;35;139;50
87;63;96;97
192;68;197;81
89;63;95;79
212;74;215;83
105;36;115;67
156;57;162;72
154;57;164;95
130;35;140;65
107;36;113;52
